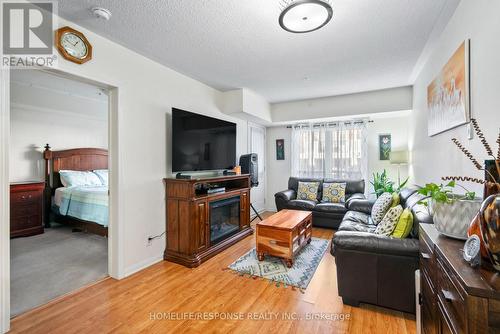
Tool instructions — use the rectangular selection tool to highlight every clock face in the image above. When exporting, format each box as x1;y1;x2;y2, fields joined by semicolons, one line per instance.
60;32;88;59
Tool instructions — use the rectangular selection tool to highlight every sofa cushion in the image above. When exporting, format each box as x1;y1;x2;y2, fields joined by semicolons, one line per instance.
322;182;346;203
391;192;400;207
313;202;347;214
297;181;321;201
287;199;317;211
339;220;376;233
375;205;403;236
341;210;370;225
371;192;394;225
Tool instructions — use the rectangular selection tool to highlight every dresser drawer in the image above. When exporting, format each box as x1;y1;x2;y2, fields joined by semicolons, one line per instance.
11;190;41;205
11;203;41;218
419;235;434;284
436;257;465;334
11;215;42;231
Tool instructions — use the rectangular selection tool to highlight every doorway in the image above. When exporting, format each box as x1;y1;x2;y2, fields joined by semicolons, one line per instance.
248;123;266;214
9;69;110;317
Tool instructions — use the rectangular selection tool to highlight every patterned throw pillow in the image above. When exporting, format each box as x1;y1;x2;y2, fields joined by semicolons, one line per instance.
390;192;400;207
391;208;414;238
297;181;320;201
375;205;404;236
371;192;394;225
322;182;346;203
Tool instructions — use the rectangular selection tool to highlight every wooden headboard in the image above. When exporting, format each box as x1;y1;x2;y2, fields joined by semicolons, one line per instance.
43;144;108;191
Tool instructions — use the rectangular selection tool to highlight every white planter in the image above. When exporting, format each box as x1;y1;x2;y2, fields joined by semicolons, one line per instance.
432;199;482;240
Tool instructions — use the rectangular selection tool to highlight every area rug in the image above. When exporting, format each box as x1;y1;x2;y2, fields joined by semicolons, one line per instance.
227;237;329;290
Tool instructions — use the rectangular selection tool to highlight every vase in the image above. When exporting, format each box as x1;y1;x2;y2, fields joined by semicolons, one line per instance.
432;198;483;240
479;195;500;271
467;213;489;258
484;160;500;198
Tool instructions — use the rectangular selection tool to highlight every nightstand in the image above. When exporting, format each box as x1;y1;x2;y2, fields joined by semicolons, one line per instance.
10;181;45;238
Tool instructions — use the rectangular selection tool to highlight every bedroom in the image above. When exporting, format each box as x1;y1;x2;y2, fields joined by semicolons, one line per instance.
9;69;110;316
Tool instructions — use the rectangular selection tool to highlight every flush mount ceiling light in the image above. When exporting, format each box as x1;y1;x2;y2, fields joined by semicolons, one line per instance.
91;7;112;21
279;0;333;33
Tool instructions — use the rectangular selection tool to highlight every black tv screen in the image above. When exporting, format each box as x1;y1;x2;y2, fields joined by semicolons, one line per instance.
172;108;237;172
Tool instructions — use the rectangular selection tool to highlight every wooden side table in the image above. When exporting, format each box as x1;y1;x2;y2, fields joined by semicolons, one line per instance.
10;181;45;238
256;209;312;268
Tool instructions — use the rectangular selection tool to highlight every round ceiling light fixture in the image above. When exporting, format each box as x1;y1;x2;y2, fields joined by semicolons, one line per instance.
279;0;333;33
91;7;112;21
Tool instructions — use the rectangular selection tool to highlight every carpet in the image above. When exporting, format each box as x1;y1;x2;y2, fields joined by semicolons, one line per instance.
10;224;108;317
228;237;329;290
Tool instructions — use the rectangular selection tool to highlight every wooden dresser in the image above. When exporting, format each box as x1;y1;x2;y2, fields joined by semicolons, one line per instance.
10;181;45;238
163;174;253;268
419;224;500;334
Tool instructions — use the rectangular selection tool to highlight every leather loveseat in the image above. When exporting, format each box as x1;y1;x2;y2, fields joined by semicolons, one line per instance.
274;177;365;229
331;187;433;313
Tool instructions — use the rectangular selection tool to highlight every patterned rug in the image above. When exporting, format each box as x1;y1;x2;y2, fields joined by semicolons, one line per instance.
227;237;329;290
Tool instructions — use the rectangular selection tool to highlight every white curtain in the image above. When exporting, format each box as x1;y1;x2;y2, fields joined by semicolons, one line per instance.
291;121;368;181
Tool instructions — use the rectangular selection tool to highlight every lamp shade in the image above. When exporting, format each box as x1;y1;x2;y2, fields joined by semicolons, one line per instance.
390;150;408;165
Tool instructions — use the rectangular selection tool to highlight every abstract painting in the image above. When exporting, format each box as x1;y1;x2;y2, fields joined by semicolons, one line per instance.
379;134;391;161
427;40;470;136
276;139;284;160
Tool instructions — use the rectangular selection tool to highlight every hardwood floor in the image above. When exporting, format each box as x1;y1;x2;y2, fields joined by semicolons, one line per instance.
10;212;416;334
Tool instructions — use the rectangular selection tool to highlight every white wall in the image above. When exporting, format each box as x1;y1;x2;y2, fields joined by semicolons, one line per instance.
265;113;410;210
410;0;500;197
9;81;108;182
39;17;249;276
271;86;412;122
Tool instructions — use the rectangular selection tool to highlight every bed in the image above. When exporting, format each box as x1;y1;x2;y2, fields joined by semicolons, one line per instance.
43;144;109;237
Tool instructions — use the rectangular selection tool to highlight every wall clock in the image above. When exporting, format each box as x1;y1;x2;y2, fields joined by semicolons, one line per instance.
55;26;92;64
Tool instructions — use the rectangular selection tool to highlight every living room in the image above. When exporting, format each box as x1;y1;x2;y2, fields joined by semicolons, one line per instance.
0;0;499;333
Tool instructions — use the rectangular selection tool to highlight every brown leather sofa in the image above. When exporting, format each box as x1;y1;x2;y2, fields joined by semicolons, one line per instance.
274;177;365;229
331;187;433;314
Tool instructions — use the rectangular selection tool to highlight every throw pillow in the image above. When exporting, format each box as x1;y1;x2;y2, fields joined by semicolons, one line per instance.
375;205;403;236
371;192;393;225
391;208;414;238
297;181;320;201
322;182;346;203
391;192;400;207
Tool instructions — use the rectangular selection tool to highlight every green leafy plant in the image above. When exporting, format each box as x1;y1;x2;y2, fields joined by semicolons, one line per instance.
417;181;476;206
371;169;409;197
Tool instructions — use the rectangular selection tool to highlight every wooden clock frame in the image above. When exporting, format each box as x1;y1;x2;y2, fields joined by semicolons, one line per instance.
55;26;93;64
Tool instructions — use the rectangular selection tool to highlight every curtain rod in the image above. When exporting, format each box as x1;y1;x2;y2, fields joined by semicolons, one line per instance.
285;119;373;129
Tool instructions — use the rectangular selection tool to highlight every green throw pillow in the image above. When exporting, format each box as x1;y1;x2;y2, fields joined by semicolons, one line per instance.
391;208;414;238
297;181;320;201
390;192;400;207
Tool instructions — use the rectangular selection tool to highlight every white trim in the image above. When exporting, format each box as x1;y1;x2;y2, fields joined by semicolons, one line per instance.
0;68;10;334
123;255;163;278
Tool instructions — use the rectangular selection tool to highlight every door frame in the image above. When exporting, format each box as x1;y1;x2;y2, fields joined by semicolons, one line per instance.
0;67;122;332
247;122;266;213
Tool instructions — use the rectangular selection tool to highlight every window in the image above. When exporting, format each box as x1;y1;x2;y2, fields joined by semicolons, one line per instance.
291;122;367;181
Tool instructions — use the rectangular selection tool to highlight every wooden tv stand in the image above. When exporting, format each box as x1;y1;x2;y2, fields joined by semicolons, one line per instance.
163;174;253;268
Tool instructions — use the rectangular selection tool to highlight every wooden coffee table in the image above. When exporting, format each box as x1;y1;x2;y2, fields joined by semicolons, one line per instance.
256;209;312;268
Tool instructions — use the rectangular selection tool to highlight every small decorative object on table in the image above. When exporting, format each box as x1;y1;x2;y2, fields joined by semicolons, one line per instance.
463;234;481;267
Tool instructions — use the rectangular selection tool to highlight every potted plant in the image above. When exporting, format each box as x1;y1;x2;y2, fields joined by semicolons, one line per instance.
418;181;481;240
371;169;408;198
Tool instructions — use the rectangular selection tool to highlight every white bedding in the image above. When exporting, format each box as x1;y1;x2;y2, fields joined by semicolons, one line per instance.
54;187;65;207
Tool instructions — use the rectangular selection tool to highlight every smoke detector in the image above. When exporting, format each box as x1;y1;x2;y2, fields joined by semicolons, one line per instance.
91;7;112;21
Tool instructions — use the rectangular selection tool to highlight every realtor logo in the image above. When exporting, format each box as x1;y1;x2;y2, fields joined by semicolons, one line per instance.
2;0;57;68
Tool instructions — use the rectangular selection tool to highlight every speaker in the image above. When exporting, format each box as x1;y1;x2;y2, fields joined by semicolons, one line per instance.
239;153;258;187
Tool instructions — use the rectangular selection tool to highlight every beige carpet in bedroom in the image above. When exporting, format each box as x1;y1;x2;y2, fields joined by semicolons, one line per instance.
10;224;108;317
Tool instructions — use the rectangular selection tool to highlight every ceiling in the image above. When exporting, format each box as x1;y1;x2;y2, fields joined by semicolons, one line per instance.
56;0;454;103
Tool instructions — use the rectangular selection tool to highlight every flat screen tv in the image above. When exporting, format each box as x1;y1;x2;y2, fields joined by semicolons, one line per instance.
172;108;237;172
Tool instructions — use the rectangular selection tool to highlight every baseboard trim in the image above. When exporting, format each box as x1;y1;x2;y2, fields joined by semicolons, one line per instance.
123;255;164;278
